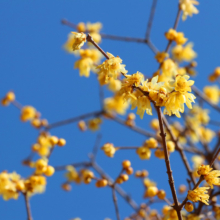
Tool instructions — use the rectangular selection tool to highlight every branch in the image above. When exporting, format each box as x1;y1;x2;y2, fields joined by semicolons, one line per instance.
45;110;103;130
162;116;196;186
112;187;121;220
145;0;158;40
23;193;33;220
155;106;182;220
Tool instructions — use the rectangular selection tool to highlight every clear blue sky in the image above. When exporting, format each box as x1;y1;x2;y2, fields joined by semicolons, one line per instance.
1;1;220;219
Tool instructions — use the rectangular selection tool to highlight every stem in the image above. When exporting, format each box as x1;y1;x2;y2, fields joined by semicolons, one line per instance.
162;116;196;186
145;0;158;39
24;193;33;220
87;34;109;59
112;187;121;220
45;110;103;130
155;106;182;220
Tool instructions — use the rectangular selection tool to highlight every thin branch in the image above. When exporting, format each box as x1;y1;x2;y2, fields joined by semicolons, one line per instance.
115;146;139;150
91;161;139;211
23;193;33;220
11;100;23;110
45;110;103;130
90;133;102;162
162;116;196;186
112;187;121;220
155;106;182;220
112;116;160;141
145;0;158;39
54;161;91;171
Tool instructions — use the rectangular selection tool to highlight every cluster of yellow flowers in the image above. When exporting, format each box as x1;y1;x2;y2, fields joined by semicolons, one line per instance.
77;118;102;132
185;105;215;144
0;158;55;201
179;0;199;21
32;132;66;157
1;91;15;106
63;22;103;78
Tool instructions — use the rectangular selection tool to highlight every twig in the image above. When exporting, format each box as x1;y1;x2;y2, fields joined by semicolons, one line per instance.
155;106;182;220
54;161;91;171
115;146;139;150
45;110;103;130
91;161;139;211
23;193;33;220
11;100;23;110
145;0;158;39
112;187;121;220
162;116;196;185
112;116;160;141
90;133;102;162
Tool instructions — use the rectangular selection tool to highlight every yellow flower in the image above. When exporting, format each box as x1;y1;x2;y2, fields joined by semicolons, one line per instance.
86;22;102;33
1;91;15;106
104;95;128;115
189;105;210;125
187;187;209;205
88;118;102;131
108;79;121;92
169;75;194;93
74;57;93;77
172;43;197;62
198;127;215;143
164;91;196;118
197;165;212;176
63;32;86;52
97;52;127;85
165;29;187;45
135;96;152;119
76;22;86;32
203;85;219;104
180;0;199;21
196;165;220;189
101;143;117;157
175;32;188;45
136;146;151;160
65;166;80;183
20;106;36;121
143;138;158;149
161;58;177;76
155;51;169;63
165;29;177;41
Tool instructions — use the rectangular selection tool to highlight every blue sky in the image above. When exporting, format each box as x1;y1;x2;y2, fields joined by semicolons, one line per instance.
1;1;220;219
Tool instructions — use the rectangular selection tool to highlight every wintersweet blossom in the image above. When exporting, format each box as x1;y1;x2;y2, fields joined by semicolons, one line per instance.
187;187;209;205
74;57;93;77
97;52;127;85
180;0;199;21
172;43;197;62
203;86;219;104
104;95;129;115
170;75;194;93
101;143;117;157
63;32;86;52
197;165;220;188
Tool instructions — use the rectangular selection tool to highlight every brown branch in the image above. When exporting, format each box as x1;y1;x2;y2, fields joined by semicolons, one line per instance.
91;161;139;211
155;106;182;220
115;146;139;150
162;116;196;186
45;110;103;130
23;193;33;220
164;6;181;54
112;116;160;141
62;19;158;54
145;0;158;39
54;161;91;171
11;100;23;110
112;187;121;220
